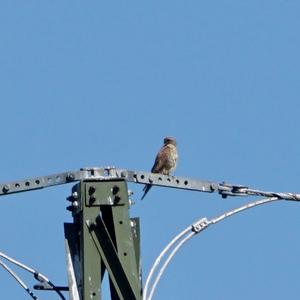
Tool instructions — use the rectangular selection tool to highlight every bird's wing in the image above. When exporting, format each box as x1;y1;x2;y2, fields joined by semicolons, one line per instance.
151;145;170;173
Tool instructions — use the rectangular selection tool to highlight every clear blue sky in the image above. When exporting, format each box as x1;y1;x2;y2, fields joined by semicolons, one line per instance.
0;1;300;299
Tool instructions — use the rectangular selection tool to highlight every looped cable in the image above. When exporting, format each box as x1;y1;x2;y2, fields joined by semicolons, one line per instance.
0;251;66;300
143;196;281;300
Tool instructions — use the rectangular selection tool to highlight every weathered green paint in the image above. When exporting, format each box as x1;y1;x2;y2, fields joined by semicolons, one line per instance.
81;182;102;300
66;179;141;300
88;216;137;300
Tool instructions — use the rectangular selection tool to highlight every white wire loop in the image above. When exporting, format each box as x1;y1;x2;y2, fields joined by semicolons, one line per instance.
0;259;39;300
143;196;280;300
0;251;66;300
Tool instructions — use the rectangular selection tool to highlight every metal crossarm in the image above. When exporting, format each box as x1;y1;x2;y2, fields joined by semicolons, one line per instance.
112;169;216;193
0;167;299;202
0;167;217;196
0;168;105;196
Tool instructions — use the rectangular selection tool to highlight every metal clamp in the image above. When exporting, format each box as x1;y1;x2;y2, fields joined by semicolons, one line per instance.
191;218;209;233
218;183;248;198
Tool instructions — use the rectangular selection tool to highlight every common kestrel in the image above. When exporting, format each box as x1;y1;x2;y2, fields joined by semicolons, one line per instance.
141;137;178;200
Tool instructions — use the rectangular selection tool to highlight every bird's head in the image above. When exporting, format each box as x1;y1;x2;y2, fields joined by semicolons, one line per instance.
164;136;177;146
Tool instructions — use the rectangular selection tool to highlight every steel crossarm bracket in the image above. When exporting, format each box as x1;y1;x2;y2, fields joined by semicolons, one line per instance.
0;168;107;196
0;166;299;202
0;167;221;197
109;168;218;193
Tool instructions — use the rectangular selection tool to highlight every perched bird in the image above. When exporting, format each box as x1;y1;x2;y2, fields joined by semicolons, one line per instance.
141;137;178;200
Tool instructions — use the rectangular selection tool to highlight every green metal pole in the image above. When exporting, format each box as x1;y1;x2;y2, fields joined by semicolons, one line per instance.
65;179;142;300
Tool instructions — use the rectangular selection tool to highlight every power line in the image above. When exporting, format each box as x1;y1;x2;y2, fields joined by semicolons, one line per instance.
0;251;66;300
144;197;280;300
0;259;39;300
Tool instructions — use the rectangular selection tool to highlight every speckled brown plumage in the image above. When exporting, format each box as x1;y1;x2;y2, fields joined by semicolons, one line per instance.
141;137;178;200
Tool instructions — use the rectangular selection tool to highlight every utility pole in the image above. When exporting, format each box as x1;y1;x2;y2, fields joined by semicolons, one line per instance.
0;167;299;300
65;179;142;300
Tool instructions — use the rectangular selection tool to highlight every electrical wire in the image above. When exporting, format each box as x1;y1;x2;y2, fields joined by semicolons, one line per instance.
0;251;66;300
144;196;280;300
211;197;280;224
0;258;39;300
147;232;195;300
143;225;191;299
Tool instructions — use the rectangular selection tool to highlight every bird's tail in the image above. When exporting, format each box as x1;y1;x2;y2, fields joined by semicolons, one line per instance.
141;184;152;200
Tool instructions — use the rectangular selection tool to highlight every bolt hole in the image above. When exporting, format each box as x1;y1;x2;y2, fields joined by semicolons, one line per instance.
92;292;96;296
25;181;30;186
35;179;40;185
184;180;188;185
167;178;171;182
119;221;123;225
158;177;162;181
123;252;127;256
2;185;9;193
112;186;119;195
114;196;121;203
141;174;145;179
15;183;20;188
89;186;96;194
176;179;180;184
